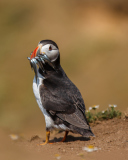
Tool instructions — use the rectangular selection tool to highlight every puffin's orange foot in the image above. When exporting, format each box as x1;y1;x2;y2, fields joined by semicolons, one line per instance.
39;141;54;145
38;131;50;145
60;131;69;142
38;131;69;145
39;142;49;145
37;142;53;145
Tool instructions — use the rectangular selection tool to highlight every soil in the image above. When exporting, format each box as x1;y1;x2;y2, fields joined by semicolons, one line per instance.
1;118;128;160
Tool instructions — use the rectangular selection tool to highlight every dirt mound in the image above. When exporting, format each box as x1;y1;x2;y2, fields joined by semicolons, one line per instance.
1;118;128;160
0;119;128;160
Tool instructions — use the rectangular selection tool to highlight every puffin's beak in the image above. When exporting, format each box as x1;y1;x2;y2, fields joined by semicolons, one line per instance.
30;46;56;71
27;46;40;83
30;45;51;64
27;45;57;81
30;46;39;59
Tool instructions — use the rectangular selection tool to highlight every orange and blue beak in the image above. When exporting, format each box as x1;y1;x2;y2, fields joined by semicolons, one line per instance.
30;46;39;59
27;46;40;83
27;45;57;82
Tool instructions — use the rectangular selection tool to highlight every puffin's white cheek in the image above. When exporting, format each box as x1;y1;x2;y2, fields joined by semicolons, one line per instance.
47;50;59;62
41;47;48;54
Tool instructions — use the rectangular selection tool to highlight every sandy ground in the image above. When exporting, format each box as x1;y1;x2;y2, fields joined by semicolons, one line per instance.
0;118;128;160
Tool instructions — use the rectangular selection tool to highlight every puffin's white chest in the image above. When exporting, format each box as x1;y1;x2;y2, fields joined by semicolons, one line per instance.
32;75;54;129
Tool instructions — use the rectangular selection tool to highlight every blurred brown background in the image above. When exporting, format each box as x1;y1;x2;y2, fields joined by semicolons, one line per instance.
0;0;128;135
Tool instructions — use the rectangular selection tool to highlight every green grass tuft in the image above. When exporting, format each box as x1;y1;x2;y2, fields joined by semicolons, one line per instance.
86;106;122;123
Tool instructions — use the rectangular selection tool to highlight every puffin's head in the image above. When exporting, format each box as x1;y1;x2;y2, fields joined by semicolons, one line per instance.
30;40;60;64
28;40;60;81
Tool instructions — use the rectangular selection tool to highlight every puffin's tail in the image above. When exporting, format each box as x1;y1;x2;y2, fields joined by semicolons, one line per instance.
70;125;95;137
81;128;95;137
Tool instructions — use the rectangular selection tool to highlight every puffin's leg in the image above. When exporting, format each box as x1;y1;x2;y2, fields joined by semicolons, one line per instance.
40;131;50;145
61;131;69;142
39;131;68;145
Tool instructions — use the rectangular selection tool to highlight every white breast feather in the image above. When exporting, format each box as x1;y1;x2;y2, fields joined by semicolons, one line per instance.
33;73;54;129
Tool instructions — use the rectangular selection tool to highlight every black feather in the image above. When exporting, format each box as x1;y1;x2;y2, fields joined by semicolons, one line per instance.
39;39;59;49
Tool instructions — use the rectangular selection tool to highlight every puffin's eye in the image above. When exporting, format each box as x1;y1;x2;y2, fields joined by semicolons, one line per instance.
49;46;52;51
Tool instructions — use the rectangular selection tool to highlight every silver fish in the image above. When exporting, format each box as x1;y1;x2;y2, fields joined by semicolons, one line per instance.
27;54;56;83
27;57;38;83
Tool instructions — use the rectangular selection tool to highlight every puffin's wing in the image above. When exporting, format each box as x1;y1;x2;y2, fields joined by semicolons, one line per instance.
40;84;76;113
40;74;86;113
56;107;90;129
39;80;90;130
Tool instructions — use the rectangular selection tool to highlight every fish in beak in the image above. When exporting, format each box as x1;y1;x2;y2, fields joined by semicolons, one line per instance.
27;45;56;82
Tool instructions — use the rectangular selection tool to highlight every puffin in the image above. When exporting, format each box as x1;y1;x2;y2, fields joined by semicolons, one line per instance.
28;40;94;145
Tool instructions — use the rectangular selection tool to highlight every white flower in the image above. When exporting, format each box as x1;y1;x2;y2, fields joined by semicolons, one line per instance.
91;105;99;110
89;107;92;111
82;145;99;152
109;104;117;108
55;154;61;160
102;111;105;113
93;105;99;109
9;134;19;140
